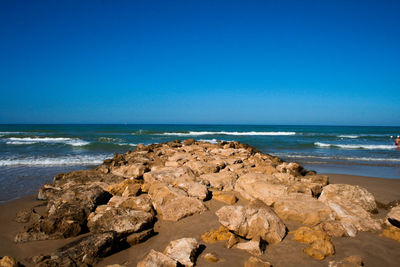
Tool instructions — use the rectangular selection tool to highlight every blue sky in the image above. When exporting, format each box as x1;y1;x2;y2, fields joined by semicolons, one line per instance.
0;0;399;125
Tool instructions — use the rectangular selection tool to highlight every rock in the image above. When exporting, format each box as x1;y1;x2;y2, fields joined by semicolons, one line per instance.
319;184;377;213
386;205;400;228
329;255;363;267
0;256;18;267
291;226;335;260
317;221;357;237
235;173;288;205
126;228;154;246
137;250;177;267
273;194;335;225
14;208;41;223
107;179;141;196
201;226;232;243
111;163;147;178
276;162;307;176
50;169;125;187
185;160;219;176
303;239;335;260
144;167;196;185
122;183;142;197
380;225;400;242
149;184;206;221
234;240;266;256
321;196;382;232
184;139;196;145
87;205;154;235
301;174;329;186
216;201;287;244
203;253;221;263
199;171;238;191
212;191;237;204
120;195;154;213
34;232;118;266
244;256;272;267
163;238;199;267
176;182;209;200
226;233;240;248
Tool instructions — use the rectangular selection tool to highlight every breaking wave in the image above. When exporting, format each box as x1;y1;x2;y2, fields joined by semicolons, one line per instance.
314;142;397;150
5;137;89;146
0;154;110;166
159;131;296;136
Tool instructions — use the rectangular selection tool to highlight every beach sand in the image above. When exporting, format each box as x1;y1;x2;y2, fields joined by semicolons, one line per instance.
1;173;400;267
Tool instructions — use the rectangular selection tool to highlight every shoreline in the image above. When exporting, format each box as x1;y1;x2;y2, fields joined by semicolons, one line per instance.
1;172;400;266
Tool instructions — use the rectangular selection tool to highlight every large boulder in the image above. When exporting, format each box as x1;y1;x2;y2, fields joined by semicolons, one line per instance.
319;184;377;213
184;160;219;175
87;205;154;235
273;194;335;225
111;163;147;178
199;171;238;191
216;201;287;244
235;173;288;205
144;167;196;185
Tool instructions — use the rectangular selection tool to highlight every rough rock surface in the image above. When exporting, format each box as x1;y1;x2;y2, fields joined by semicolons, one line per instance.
163;238;199;267
328;255;363;267
386;205;400;228
216;201;287;244
319;184;377;213
137;249;177;267
244;256;272;267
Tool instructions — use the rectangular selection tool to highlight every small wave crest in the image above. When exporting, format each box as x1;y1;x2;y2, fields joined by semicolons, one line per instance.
274;153;400;162
0;154;110;166
159;131;296;136
338;135;359;138
314;142;397;150
5;137;89;146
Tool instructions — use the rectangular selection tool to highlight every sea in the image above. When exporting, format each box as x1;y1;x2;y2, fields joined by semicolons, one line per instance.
1;124;400;202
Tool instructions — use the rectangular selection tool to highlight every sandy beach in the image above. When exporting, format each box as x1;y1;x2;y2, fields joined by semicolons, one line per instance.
1;172;399;267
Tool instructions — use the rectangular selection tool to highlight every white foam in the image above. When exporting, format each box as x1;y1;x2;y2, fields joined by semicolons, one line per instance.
338;135;359;138
117;143;137;146
314;142;397;150
5;137;89;146
198;139;219;144
0;154;110;166
160;131;296;136
274;153;400;162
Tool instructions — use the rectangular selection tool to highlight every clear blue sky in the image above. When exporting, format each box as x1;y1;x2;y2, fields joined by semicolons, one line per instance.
0;0;399;125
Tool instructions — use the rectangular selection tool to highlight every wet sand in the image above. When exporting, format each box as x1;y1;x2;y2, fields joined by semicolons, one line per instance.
1;173;400;266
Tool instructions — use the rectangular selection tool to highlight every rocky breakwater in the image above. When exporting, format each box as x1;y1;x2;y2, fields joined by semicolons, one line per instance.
8;139;397;266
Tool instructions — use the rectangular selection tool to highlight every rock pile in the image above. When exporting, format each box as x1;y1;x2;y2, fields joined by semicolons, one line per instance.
10;139;396;266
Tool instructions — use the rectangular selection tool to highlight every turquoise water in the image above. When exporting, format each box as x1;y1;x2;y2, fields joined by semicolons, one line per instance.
1;124;400;201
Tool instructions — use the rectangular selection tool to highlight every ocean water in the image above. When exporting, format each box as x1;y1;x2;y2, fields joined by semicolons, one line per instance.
1;124;400;202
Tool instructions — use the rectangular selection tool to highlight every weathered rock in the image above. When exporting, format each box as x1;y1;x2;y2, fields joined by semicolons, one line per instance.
201;226;232;243
164;238;199;267
176;182;209;200
137;250;177;267
276;162;307;176
87;205;154;235
14;208;41;223
304;239;335;260
329;255;363;267
144;166;196;185
244;256;272;267
291;226;330;244
226;233;240;248
317;221;357;237
234;240;266;256
216;201;287;244
212;191;238;204
50;169;124;188
111;163;147;178
386;205;400;228
319;184;377;213
120;195;154;213
122;183;142;197
321;196;382;232
199;171;238;191
0;256;18;267
273;194;334;225
107;179;141;196
301;174;329;186
185;160;219;175
380;225;400;242
34;232;118;266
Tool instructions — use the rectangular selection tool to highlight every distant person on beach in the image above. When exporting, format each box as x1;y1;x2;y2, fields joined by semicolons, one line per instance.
395;136;400;146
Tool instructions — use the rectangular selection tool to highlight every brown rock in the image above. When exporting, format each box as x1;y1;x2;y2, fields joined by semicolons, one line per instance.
317;220;357;237
201;226;232;243
120;195;154;213
380;225;400;242
234;240;266;256
303;239;335;260
244;256;271;267
319;184;377;213
122;183;141;197
137;249;177;267
386;205;400;228
126;228;154;246
212;191;238;204
226;233;240;248
185;160;219;175
216;201;287;244
184;139;195;145
203;253;222;263
329;255;363;267
163;238;199;267
144;167;196;185
107;179;141;196
111;163;147;178
199;171;238;191
0;256;18;267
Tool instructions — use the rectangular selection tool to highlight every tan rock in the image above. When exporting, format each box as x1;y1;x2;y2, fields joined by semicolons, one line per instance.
185;160;219;175
0;256;18;267
235;173;288;205
317;221;357;237
301;174;329;186
319;184;377;213
244;256;271;267
201;226;232;243
199;171;238;191
216;201;287;244
164;238;199;267
380;225;400;242
120;194;154;213
144;167;196;185
107;179;141;196
291;226;330;244
126;228;154;246
176;182;209;200
234;240;265;256
226;233;240;248
203;253;222;263
111;163;146;178
137;249;177;267
212;191;238;204
386;205;400;228
303;239;335;260
273;194;334;225
122;183;141;197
